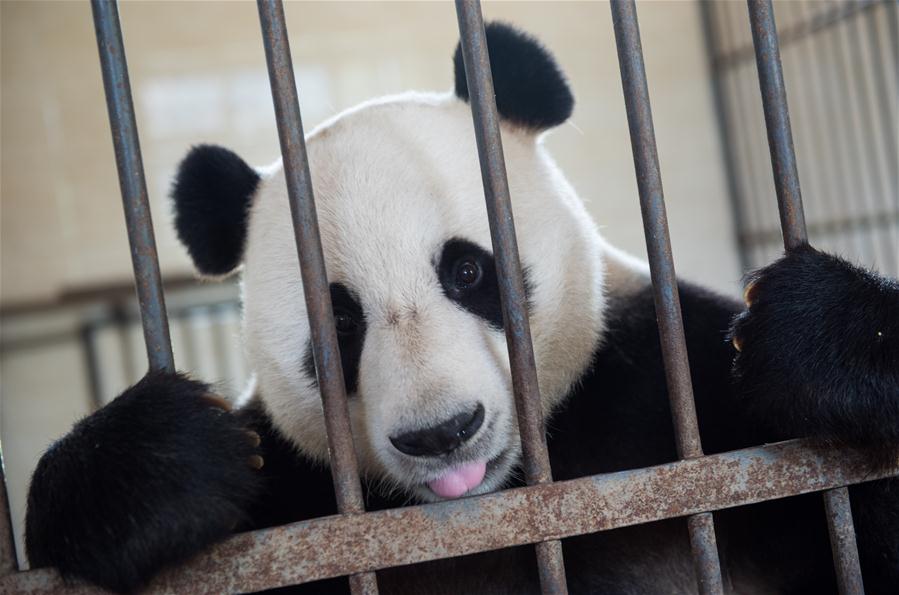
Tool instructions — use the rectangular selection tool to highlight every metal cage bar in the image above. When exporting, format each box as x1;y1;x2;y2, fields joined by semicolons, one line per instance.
5;440;898;593
91;0;174;373
3;2;896;594
255;1;378;593
454;2;568;592
746;1;864;593
609;1;724;593
0;461;16;577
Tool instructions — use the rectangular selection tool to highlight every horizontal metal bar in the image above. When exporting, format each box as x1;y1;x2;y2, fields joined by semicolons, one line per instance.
256;1;377;593
610;1;724;592
453;1;567;593
91;0;174;373
8;439;895;594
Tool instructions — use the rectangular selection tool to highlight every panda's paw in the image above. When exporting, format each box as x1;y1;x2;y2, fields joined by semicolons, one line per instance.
25;370;263;593
729;244;899;460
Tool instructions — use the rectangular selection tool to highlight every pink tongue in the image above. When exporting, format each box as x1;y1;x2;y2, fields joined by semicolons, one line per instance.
427;460;487;499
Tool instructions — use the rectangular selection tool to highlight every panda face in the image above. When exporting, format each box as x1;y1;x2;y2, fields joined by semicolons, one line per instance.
170;25;614;501
239;92;606;501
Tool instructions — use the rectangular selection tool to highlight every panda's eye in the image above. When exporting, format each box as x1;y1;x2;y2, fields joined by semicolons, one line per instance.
454;259;482;289
334;310;358;336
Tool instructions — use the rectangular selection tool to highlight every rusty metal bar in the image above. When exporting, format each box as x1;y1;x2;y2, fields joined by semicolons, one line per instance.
91;0;174;373
824;487;866;595
6;439;897;594
256;1;378;594
610;1;724;593
746;2;864;593
453;1;567;593
746;0;807;250
0;453;17;577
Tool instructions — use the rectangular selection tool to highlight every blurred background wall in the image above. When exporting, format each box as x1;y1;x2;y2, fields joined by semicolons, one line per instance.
1;0;896;566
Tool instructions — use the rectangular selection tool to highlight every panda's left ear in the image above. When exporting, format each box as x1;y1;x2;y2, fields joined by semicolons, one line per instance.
453;22;574;131
170;145;260;277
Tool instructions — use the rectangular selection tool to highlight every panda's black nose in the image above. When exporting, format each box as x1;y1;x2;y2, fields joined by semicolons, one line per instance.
389;403;485;457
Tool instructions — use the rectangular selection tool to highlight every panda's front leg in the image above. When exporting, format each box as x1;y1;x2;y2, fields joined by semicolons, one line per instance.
729;244;899;593
730;244;899;458
25;371;264;594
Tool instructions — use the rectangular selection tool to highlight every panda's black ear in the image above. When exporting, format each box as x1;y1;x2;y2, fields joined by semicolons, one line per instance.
453;22;574;131
170;145;260;277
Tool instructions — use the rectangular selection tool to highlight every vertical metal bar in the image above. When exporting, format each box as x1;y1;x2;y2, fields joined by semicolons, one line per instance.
824;487;866;595
0;454;17;576
745;0;807;250
256;2;378;593
91;0;174;373
610;2;725;594
747;2;864;593
453;2;567;593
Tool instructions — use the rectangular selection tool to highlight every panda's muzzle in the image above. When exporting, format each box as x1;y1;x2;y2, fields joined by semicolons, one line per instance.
389;403;485;457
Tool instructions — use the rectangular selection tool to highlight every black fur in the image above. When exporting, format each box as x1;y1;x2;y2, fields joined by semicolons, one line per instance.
437;238;532;331
730;244;899;465
453;22;574;130
170;144;260;276
302;283;368;394
25;248;899;593
25;371;262;593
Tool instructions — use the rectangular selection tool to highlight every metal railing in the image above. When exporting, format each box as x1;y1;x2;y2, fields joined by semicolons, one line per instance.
0;0;896;593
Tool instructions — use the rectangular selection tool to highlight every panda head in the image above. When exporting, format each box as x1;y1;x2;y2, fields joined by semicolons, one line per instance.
172;23;606;502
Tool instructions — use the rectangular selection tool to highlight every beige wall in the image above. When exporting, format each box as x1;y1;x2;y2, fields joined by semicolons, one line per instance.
1;0;740;307
0;0;738;566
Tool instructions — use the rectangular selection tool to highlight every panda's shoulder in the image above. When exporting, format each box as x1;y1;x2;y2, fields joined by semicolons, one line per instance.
546;280;741;475
599;279;741;359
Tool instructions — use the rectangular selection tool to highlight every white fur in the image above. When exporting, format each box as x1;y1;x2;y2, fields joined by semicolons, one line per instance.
239;91;637;501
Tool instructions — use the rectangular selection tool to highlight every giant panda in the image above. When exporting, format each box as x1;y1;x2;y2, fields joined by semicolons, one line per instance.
25;23;899;595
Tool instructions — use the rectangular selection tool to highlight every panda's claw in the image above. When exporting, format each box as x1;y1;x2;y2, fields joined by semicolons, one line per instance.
245;430;261;448
742;280;758;308
732;334;743;353
200;393;232;411
248;455;265;470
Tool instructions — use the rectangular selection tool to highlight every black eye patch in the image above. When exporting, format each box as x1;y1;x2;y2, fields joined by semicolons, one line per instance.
302;283;366;395
437;238;532;330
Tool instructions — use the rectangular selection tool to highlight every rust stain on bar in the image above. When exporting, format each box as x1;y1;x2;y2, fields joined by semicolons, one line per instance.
453;1;567;592
91;0;174;373
256;1;378;593
7;440;896;594
747;2;862;592
610;1;724;593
